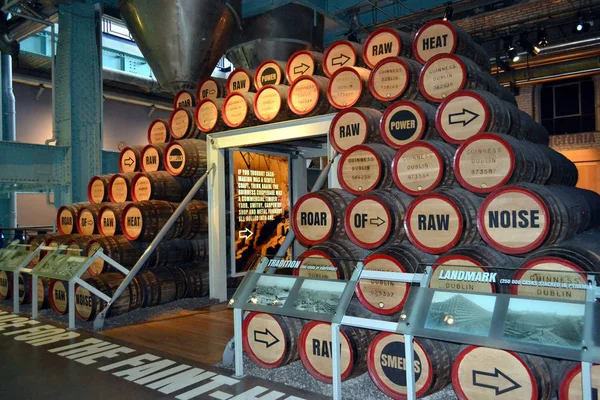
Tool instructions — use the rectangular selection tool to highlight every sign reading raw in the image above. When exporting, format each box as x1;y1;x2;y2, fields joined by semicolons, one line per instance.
233;151;290;274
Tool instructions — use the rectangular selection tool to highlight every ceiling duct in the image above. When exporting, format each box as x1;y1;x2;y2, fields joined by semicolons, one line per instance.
118;0;241;93
226;3;324;70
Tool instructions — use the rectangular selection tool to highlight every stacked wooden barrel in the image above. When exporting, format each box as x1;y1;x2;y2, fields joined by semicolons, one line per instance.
14;103;213;319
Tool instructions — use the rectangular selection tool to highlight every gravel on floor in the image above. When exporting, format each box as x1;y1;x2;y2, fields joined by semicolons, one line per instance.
216;354;459;400
0;295;220;331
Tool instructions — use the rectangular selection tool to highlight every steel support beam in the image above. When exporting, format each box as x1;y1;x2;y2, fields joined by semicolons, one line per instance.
54;0;103;204
0;141;68;189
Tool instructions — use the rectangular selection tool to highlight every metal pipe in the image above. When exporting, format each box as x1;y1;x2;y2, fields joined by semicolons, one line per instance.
1;0;21;12
13;73;174;111
93;165;214;331
2;53;17;233
495;55;600;84
267;153;338;274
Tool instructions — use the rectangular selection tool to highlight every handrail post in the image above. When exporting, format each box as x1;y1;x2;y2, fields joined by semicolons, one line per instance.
93;165;214;331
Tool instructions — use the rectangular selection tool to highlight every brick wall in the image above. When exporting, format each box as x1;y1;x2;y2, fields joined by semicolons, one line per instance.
515;85;535;118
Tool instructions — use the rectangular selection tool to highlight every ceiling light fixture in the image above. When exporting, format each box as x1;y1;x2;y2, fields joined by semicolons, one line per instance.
442;3;453;21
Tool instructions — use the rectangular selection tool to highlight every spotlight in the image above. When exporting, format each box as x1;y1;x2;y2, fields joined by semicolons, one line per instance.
504;37;520;62
537;28;548;47
519;32;540;57
575;20;591;33
442;3;453;21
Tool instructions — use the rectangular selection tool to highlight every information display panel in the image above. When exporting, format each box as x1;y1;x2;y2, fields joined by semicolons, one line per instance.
230;150;291;276
34;253;90;281
0;247;32;272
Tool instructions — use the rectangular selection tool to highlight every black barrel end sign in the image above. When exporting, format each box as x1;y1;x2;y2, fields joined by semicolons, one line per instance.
389;109;418;142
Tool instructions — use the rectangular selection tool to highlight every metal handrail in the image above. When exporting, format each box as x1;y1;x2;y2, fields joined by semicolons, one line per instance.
93;165;214;331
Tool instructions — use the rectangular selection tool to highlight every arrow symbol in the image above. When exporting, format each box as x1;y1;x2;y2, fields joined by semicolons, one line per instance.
208;89;216;95
294;62;310;75
254;328;280;348
369;216;385;227
472;368;521;395
123;157;135;167
448;108;480;126
238;228;253;239
332;53;350;67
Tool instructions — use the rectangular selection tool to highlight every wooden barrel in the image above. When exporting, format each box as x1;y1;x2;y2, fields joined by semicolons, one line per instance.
85;235;145;276
180;200;209;240
363;28;413;69
293;239;368;280
380;100;439;148
147;119;171;144
17;272;30;304
197;77;227;101
57;202;88;235
430;244;521;294
369;56;422;104
195;98;226;133
146;239;208;268
286;50;323;84
323;40;365;78
299;321;375;383
174;89;196;109
76;203;104;236
131;171;207;203
368;333;456;398
178;262;209;297
121;200;180;242
413;20;490;70
329;107;382;153
436;90;549;145
65;235;100;257
287;75;332;117
121;200;207;241
254;60;287;89
118;146;143;173
478;184;600;255
356;243;436;315
327;66;373;109
46;234;77;250
454;133;578;194
405;187;483;254
0;270;12;300
392;140;457;196
27;234;59;267
145;267;187;305
338;143;396;195
291;189;355;246
419;54;495;103
108;172;136;203
344;188;413;249
164;139;207;179
243;312;307;369
135;269;160;307
49;279;69;315
452;346;555;400
87;174;112;204
558;363;600;400
74;272;143;321
254;84;294;123
97;203;129;237
226;68;255;94
24;277;51;309
140;143;168;172
170;107;203;140
222;91;258;129
436;90;511;144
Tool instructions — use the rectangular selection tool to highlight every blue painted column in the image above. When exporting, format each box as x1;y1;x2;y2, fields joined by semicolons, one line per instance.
54;0;103;205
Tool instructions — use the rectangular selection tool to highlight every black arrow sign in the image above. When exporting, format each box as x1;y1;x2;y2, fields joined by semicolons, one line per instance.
123;157;135;167
254;328;280;348
448;108;480;126
472;368;521;395
208;89;216;95
369;217;385;227
294;63;310;75
332;53;350;67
